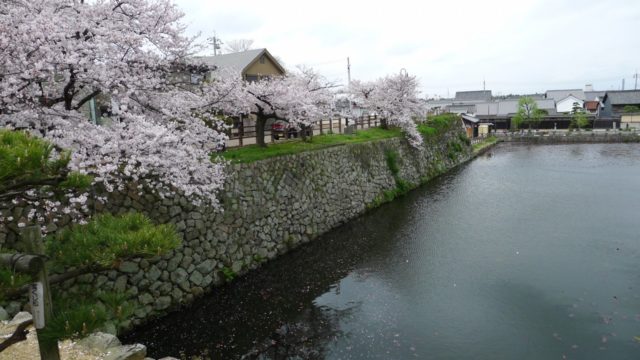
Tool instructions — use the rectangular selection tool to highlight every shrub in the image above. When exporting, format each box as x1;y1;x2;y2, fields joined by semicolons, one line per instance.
40;302;108;344
427;114;459;129
222;266;236;282
395;178;411;194
98;291;134;323
458;133;471;146
46;213;180;270
0;130;69;191
0;267;32;302
385;150;400;176
417;125;437;138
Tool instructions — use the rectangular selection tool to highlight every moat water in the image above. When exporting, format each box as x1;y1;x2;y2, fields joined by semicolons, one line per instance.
125;143;640;359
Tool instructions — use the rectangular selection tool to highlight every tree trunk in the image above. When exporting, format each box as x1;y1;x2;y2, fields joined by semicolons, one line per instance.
299;125;312;142
255;114;267;148
380;118;389;129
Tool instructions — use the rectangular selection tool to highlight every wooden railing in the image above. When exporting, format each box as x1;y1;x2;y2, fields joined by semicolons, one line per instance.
225;115;380;148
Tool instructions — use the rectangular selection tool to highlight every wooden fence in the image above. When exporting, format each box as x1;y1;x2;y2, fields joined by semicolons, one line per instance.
224;115;380;148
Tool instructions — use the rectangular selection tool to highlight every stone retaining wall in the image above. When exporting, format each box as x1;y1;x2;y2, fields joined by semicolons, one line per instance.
1;123;472;331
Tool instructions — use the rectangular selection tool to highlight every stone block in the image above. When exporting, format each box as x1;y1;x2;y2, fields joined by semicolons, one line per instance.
155;296;172;310
170;268;188;284
78;332;121;352
119;261;139;274
113;275;128;293
104;344;147;360
189;271;203;287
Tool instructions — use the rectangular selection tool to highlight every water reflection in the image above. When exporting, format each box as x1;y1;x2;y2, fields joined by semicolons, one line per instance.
124;190;420;358
125;143;640;359
240;305;355;360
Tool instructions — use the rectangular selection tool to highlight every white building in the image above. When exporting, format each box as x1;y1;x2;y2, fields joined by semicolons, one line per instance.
556;95;584;113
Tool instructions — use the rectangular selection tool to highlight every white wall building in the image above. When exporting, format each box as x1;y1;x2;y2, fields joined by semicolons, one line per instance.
556;95;584;113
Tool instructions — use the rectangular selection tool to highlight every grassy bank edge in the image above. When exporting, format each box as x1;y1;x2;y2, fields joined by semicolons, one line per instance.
220;127;403;163
472;136;500;154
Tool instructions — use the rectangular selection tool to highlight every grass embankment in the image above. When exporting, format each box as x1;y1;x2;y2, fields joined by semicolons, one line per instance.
222;114;463;164
222;127;402;163
472;136;500;154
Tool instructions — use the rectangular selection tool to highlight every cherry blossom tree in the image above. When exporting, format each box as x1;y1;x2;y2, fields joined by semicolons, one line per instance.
235;67;335;147
0;0;233;208
350;71;426;147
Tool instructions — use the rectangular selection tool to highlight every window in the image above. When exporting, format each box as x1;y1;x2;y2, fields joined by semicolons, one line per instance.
259;55;266;64
245;75;259;82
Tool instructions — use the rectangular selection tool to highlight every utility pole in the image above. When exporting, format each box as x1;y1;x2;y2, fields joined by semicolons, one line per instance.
622;78;625;90
483;78;486;91
207;32;223;56
634;70;639;90
347;57;351;86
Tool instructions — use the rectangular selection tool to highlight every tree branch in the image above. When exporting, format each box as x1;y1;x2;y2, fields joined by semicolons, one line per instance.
0;176;68;200
0;319;33;353
73;90;101;110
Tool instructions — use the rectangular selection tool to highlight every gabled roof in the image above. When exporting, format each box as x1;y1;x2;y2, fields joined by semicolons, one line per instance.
546;89;585;101
461;113;480;123
584;91;605;101
602;90;640;105
195;48;285;76
454;90;492;102
557;94;583;104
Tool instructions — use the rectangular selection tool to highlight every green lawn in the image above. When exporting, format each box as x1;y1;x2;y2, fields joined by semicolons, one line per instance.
220;127;403;163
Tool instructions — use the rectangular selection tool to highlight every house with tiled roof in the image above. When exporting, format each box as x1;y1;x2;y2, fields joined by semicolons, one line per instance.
545;89;585;102
454;90;492;102
475;98;556;116
443;90;493;114
585;91;605;102
584;101;600;115
557;94;584;113
600;90;640;117
196;48;285;82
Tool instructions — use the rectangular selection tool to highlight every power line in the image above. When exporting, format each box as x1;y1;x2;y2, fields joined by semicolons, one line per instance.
206;31;223;56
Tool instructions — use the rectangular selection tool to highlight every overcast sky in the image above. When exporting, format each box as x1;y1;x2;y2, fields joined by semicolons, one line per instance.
173;0;640;98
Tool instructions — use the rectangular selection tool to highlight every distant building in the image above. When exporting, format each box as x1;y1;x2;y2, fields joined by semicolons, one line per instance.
437;90;492;114
621;113;640;129
448;104;477;114
461;113;480;138
556;95;584;113
545;89;585;102
475;98;556;116
196;48;285;82
425;99;454;115
584;91;605;102
454;90;492;102
584;101;600;115
600;90;640;117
